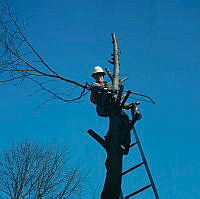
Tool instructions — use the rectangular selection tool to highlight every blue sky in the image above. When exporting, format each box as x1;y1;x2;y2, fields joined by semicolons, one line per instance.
0;0;200;198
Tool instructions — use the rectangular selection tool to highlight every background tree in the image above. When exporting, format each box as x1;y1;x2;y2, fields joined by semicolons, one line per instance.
0;141;85;199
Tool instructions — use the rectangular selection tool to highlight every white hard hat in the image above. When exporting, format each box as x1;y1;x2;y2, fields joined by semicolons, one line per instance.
91;66;105;78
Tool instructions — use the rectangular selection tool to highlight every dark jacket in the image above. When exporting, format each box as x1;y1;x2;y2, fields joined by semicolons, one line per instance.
90;81;114;117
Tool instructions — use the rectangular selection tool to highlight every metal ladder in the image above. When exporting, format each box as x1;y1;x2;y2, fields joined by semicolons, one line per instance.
87;127;159;199
122;127;159;199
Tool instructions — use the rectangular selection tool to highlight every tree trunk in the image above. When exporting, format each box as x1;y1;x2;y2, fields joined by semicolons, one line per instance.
101;108;130;199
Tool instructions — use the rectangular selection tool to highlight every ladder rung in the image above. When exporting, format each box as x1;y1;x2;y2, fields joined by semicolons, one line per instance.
122;162;144;175
130;142;137;148
125;184;152;198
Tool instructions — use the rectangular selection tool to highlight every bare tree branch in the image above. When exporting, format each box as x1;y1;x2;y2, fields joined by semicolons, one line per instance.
0;2;90;107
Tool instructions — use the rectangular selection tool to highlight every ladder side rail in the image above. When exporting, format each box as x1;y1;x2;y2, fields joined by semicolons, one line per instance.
132;127;159;199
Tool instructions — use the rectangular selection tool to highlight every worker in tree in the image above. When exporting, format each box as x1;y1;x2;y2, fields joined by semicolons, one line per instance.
90;66;115;117
90;66;131;155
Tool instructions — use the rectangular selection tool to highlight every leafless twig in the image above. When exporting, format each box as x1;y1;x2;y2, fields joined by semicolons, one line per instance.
0;2;90;108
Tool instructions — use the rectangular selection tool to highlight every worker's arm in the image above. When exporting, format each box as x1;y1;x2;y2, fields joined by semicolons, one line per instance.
90;82;115;104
